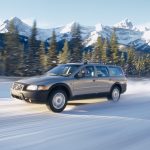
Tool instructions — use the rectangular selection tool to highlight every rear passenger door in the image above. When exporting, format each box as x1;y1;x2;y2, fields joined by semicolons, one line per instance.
73;65;97;96
94;66;111;93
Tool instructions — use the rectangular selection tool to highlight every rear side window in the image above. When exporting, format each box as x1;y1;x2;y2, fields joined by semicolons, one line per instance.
84;66;95;77
96;66;109;77
109;67;124;76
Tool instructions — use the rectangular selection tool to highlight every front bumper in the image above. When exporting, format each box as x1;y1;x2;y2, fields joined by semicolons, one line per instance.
11;89;49;103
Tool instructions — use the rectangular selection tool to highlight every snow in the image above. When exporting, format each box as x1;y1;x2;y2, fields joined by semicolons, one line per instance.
142;30;150;44
116;29;143;45
114;18;134;30
0;19;8;33
95;23;103;32
60;21;76;34
85;31;99;47
1;17;150;51
136;23;150;32
0;78;150;150
84;24;104;47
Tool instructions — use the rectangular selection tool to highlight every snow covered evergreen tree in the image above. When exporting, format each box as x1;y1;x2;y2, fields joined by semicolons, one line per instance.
4;20;24;76
110;31;119;65
143;54;150;76
101;39;108;64
126;47;136;76
92;36;103;63
135;55;145;77
69;23;82;63
58;40;69;64
23;20;40;75
47;30;58;66
39;41;47;73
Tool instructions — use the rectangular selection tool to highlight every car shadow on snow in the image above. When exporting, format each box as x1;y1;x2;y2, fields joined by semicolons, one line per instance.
62;93;150;120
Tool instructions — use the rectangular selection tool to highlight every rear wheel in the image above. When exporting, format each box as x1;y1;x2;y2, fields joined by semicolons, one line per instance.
47;90;68;113
108;86;120;102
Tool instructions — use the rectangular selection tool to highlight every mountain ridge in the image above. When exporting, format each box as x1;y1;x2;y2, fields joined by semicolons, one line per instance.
0;17;150;52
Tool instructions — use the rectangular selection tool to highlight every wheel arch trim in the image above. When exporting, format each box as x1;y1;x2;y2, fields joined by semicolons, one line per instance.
48;83;72;99
110;82;122;93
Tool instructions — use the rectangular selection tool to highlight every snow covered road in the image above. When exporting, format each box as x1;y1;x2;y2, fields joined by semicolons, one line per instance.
0;79;150;150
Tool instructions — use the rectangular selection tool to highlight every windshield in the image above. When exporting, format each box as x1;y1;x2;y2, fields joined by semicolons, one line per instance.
46;64;81;77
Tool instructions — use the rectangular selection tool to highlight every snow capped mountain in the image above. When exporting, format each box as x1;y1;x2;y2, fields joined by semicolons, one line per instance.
142;30;150;46
0;17;150;52
114;18;134;30
0;17;54;41
60;21;76;34
84;24;112;47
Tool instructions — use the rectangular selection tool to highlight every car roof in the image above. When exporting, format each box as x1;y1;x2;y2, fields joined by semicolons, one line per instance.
64;63;121;68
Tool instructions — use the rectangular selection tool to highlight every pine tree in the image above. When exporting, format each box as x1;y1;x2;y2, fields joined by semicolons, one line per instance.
82;50;92;62
110;31;119;65
106;41;111;64
101;39;107;64
69;23;82;62
126;47;136;76
120;52;125;67
0;51;3;75
87;50;92;62
4;20;24;76
39;41;47;73
27;20;40;75
58;40;69;64
82;51;87;62
135;55;145;77
0;48;5;75
92;36;103;63
30;20;38;51
47;30;58;67
144;54;150;76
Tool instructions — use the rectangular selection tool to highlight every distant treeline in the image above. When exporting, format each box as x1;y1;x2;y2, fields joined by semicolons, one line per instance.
0;20;149;77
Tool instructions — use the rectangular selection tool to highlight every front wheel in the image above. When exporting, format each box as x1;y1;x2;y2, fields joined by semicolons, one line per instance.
108;86;120;102
47;90;68;113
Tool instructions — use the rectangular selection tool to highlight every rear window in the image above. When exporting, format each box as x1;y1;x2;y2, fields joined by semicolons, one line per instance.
109;67;124;76
96;66;109;77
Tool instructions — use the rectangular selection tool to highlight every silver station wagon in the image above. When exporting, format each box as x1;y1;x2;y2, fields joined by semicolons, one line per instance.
11;63;127;113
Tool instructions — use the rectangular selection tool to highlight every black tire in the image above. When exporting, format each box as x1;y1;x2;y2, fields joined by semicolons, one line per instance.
46;90;68;113
107;86;120;102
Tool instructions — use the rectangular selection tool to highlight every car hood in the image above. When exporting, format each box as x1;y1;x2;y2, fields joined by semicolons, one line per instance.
17;75;65;85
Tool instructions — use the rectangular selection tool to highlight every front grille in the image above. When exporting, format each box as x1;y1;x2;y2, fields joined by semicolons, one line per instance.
12;83;24;91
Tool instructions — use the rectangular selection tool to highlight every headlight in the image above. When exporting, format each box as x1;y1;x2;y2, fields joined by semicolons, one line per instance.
26;85;49;91
26;85;38;91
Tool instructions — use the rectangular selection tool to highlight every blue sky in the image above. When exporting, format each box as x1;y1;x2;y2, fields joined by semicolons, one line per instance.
0;0;150;28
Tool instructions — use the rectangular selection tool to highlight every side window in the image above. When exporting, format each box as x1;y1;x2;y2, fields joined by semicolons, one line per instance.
80;66;95;78
85;66;95;77
96;66;109;77
109;67;123;76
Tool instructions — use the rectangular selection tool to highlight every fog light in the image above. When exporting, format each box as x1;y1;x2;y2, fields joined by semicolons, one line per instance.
38;86;49;91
